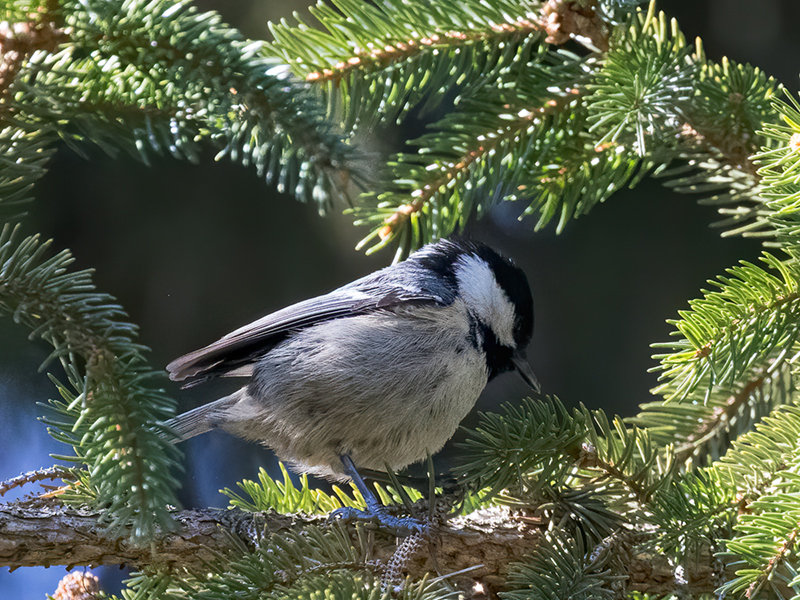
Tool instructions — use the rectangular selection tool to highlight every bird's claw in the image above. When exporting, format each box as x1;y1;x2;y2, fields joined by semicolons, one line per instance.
328;506;427;536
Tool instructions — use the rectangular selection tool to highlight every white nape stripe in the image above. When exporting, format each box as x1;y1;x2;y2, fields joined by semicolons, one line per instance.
454;254;516;347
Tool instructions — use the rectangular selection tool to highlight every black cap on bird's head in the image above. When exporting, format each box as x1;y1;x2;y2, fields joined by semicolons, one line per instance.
410;239;539;392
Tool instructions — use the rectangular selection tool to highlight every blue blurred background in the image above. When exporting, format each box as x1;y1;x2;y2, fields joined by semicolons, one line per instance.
0;0;795;596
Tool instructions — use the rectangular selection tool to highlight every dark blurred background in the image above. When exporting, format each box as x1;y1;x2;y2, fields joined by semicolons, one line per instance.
0;0;795;596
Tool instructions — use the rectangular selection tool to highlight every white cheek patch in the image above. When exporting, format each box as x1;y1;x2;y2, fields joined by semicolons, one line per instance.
454;254;517;347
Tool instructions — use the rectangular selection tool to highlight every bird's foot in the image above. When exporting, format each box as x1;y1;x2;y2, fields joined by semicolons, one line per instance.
329;505;428;537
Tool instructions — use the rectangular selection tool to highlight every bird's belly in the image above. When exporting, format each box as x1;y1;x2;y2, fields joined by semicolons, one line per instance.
221;310;488;479
339;361;487;473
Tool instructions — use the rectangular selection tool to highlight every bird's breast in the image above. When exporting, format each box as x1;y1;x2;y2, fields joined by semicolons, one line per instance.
232;302;489;476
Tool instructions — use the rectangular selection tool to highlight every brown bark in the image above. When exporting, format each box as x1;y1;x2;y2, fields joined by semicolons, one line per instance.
0;499;714;596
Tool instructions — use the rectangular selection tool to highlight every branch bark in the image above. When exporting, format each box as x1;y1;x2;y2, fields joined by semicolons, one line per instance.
1;498;716;596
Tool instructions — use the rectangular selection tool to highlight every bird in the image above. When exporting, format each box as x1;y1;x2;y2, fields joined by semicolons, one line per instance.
166;238;539;533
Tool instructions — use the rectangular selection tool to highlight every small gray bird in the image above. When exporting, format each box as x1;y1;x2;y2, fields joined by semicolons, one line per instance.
167;238;538;531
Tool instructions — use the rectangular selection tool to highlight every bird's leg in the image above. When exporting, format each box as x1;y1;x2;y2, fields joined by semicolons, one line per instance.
329;454;427;536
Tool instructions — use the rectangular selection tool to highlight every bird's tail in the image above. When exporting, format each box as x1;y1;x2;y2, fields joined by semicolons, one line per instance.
166;391;241;441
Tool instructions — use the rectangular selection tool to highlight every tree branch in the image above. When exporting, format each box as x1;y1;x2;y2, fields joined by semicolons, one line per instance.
376;89;582;243
673;367;769;465
0;3;67;105
0;499;716;596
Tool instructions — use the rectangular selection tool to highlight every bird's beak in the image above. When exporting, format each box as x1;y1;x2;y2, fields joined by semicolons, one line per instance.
511;351;541;393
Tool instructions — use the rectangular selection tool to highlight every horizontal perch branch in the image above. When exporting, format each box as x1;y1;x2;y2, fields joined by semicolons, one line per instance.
0;499;714;596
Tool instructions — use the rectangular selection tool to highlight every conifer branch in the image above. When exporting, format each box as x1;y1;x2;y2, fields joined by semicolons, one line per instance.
658;54;778;239
753;92;800;250
642;254;800;473
680;118;757;179
0;499;718;597
348;3;697;254
652;253;800;403
649;405;800;587
457;397;669;525
0;467;75;497
0;124;57;218
0;227;142;361
269;0;566;132
269;0;545;81
0;1;66;104
296;0;615;89
718;469;800;599
714;404;800;497
0;225;180;539
280;0;614;88
575;441;652;504
6;0;360;208
683;54;778;178
360;87;583;254
672;369;768;465
747;524;799;600
648;469;739;557
636;362;793;469
302;21;544;86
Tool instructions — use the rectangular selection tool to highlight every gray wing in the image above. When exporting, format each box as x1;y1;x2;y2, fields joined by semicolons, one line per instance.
166;267;452;387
